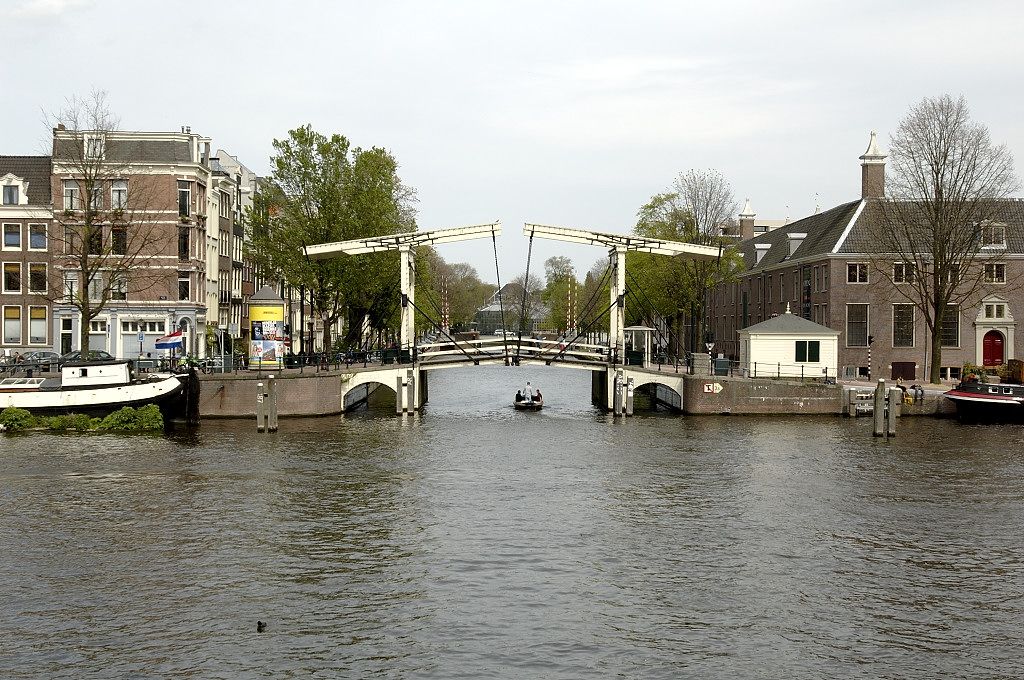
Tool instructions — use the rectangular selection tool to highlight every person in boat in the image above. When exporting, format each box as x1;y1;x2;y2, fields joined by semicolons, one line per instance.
525;381;533;402
534;389;542;402
515;390;524;403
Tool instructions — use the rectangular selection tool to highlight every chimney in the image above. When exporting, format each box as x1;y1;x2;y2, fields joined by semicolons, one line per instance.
738;198;756;240
787;232;807;257
859;131;887;199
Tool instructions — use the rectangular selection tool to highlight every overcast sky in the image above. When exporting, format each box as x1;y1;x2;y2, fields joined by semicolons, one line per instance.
6;0;1023;283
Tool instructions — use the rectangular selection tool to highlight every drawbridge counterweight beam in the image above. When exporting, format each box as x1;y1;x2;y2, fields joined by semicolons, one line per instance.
303;223;502;357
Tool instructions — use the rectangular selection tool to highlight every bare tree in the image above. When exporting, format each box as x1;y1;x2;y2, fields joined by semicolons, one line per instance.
867;95;1018;382
46;90;171;354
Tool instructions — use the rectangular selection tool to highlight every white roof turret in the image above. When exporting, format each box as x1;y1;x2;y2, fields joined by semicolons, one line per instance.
739;197;756;217
859;131;887;164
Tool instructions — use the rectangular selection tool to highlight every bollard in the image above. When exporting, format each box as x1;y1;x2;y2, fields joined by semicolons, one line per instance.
625;377;635;416
873;378;886;437
886;387;901;437
256;381;266;432
612;373;623;416
267;375;278;432
396;375;404;415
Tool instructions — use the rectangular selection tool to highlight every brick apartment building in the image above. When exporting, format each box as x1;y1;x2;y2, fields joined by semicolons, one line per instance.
709;133;1023;382
1;157;52;355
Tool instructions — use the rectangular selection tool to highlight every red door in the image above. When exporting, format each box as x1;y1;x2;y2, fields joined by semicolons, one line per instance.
983;330;1004;366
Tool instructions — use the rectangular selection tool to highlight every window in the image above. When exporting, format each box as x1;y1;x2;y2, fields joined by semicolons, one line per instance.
984;303;1006;319
89;320;106;333
766;275;772;303
823;267;829;291
847;263;868;283
178;271;190;301
111;224;127;255
87;225;103;255
2;186;18;205
87;186;102;211
219;190;231;218
795;340;820;363
3;223;20;250
87;274;102;302
111;276;127;301
178;227;190;261
85;135;104;159
3;263;21;292
982;224;1006;247
29;306;46;344
893;262;915;284
846;303;869;347
63;271;79;301
28;224;47;251
940;304;959;347
984;263;1006;284
111;180;128;210
893;304;914;347
28;263;46;293
3;306;21;344
178;181;191;217
121;320;165;334
940;367;962;381
63;181;80;211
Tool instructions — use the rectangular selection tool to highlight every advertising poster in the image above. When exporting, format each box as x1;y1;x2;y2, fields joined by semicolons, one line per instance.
249;304;285;367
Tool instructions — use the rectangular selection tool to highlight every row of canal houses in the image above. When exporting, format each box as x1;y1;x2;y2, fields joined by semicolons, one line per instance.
710;133;1023;382
1;125;317;360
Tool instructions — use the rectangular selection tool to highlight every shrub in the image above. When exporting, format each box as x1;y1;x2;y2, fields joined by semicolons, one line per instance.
0;407;36;432
98;404;164;431
47;413;94;431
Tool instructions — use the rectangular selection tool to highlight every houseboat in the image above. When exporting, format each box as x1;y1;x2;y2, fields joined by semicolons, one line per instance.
0;360;190;420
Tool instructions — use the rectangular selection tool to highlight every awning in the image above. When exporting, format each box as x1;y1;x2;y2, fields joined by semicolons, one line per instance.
155;330;184;349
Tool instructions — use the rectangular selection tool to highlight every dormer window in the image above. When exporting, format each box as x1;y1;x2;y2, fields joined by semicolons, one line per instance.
982;223;1006;248
2;186;17;205
754;243;771;265
84;135;105;159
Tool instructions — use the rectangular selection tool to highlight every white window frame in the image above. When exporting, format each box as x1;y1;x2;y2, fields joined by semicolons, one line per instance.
2;305;21;345
984;303;1007;320
28;262;47;294
110;275;127;301
845;303;869;348
28;305;47;345
2;185;18;205
84;134;105;159
847;262;868;284
63;271;79;302
28;223;47;251
893;262;915;284
982;223;1006;248
89;319;107;333
2;223;21;251
940;304;960;348
63;181;80;211
3;261;21;293
892;303;915;348
87;273;103;302
111;179;128;210
984;263;1006;284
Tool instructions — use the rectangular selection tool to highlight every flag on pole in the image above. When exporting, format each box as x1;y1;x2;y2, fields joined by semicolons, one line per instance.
155;330;184;349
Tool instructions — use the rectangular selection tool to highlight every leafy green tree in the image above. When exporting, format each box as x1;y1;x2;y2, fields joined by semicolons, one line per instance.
541;256;578;333
246;125;416;349
632;170;741;353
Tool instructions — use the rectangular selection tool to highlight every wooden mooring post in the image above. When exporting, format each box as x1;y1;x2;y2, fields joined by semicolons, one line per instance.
256;375;279;432
872;378;900;438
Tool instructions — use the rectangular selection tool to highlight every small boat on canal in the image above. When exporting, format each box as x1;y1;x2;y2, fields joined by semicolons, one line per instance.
0;359;191;420
943;379;1024;422
514;383;544;411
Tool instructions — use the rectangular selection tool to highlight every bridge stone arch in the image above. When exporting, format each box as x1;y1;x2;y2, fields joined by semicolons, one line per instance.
340;367;422;413
621;368;685;412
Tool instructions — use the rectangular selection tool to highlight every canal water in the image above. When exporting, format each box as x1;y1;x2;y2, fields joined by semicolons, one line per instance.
1;367;1022;678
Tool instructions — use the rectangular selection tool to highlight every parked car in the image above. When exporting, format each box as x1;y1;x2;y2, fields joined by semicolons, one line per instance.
59;349;115;365
20;350;61;371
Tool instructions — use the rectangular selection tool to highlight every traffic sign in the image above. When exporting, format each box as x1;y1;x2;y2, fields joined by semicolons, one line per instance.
138;332;145;343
